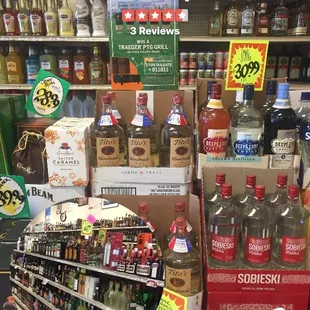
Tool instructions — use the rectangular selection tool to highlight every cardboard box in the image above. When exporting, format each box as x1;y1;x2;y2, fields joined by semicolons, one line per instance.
26;184;86;218
201;167;310;295
207;291;309;310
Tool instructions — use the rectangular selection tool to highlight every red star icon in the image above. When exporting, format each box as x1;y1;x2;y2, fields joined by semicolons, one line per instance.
162;9;175;22
122;9;134;22
136;9;148;22
175;9;188;22
149;9;161;22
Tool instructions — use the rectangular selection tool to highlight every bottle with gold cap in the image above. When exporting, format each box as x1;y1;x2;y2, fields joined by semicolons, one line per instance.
18;0;31;36
44;0;58;36
89;46;104;84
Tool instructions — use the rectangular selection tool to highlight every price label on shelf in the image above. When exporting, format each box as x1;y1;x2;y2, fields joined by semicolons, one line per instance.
81;219;93;237
25;69;70;118
0;175;29;218
157;288;187;310
225;40;269;91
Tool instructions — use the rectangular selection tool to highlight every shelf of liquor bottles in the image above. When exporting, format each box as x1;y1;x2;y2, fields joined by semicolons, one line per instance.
0;36;110;42
11;264;112;310
13;250;165;288
10;278;59;310
12;294;29;310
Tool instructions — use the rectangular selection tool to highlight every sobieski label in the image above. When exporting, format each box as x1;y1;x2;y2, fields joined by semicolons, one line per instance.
210;232;236;262
282;236;306;264
300;120;310;141
245;236;272;264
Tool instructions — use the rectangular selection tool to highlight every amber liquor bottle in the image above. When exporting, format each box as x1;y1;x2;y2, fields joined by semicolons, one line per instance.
127;96;159;167
90;95;125;167
161;94;193;167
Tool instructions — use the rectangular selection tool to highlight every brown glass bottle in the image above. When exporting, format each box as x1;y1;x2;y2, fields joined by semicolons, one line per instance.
30;0;45;36
254;2;269;36
58;48;73;82
73;47;90;84
90;95;125;167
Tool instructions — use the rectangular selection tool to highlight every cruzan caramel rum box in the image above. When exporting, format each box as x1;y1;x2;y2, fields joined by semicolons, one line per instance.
45;118;92;187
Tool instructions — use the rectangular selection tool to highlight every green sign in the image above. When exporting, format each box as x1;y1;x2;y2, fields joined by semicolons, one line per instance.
0;175;30;218
108;0;179;90
25;70;70;118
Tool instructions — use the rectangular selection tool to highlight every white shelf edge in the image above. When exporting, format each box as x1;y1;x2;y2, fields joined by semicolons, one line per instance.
13;250;165;288
0;36;109;42
10;277;58;310
12;294;28;310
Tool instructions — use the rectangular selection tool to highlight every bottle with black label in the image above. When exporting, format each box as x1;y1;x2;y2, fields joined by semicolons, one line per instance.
288;45;302;81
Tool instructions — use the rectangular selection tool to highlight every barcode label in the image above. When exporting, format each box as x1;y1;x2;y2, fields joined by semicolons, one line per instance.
101;187;137;195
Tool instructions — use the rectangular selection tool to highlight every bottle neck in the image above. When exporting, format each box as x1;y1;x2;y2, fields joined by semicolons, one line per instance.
266;94;276;103
245;187;255;195
5;0;11;9
215;183;222;193
254;198;265;207
243;98;254;107
273;97;291;109
221;198;232;208
111;98;117;109
287;197;299;206
171;103;184;115
137;105;149;116
276;185;287;195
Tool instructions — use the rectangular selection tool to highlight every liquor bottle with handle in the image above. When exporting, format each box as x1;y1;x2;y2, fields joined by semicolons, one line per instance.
45;0;58;36
18;0;31;36
161;94;193;167
89;46;104;85
108;91;127;133
30;0;45;36
91;0;107;36
208;1;222;36
6;43;23;84
58;0;74;36
198;81;217;117
3;0;18;35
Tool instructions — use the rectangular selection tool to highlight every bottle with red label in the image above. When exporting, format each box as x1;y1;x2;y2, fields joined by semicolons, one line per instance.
30;0;45;36
241;185;273;268
208;184;239;267
265;173;288;209
199;84;230;157
273;184;308;269
3;0;18;35
235;175;256;209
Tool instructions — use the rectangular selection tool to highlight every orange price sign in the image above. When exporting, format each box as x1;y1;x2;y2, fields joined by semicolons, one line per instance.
225;40;269;91
157;288;187;310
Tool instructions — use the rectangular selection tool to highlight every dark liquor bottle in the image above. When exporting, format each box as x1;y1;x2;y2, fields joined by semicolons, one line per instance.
263;83;297;167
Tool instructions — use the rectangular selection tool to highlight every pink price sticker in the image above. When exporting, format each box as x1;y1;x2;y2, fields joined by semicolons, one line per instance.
87;214;96;225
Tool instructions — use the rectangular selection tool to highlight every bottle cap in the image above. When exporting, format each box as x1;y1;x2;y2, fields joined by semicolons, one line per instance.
172;92;180;98
301;92;310;101
236;90;244;103
207;81;217;95
210;84;222;100
254;185;265;201
138;202;148;213
101;95;111;105
173;94;183;105
221;184;232;200
175;216;187;229
277;83;290;100
138;93;148;100
215;173;226;186
288;184;300;200
266;80;277;96
243;84;254;100
107;91;116;100
277;174;288;189
246;175;256;189
175;201;185;212
137;96;147;106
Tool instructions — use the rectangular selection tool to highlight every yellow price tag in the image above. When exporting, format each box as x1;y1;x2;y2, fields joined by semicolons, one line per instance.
225;40;269;91
157;288;187;310
81;219;93;236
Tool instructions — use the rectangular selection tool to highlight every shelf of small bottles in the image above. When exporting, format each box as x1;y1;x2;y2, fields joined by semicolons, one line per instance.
12;294;29;310
10;277;58;310
0;36;109;43
13;250;165;288
12;263;112;310
179;36;310;42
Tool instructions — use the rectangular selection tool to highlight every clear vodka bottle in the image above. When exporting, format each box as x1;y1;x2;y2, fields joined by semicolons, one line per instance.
295;92;310;141
241;185;273;268
273;184;309;269
265;174;288;209
208;184;239;267
235;175;256;209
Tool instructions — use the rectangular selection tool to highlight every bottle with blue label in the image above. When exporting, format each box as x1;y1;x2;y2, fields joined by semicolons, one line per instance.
26;45;40;84
295;92;310;138
264;83;297;168
299;95;310;170
230;84;262;157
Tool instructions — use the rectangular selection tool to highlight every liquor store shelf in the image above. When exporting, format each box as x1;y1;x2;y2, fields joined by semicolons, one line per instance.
10;278;58;310
23;226;150;234
13;250;165;288
13;294;29;310
0;84;195;91
179;36;310;42
11;264;112;310
0;36;109;42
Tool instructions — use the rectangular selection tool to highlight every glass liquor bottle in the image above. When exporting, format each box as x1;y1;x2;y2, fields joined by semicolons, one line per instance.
127;95;159;167
273;184;309;269
92;0;107;36
161;94;193;167
209;184;239;267
40;46;57;75
263;83;297;167
276;45;289;79
90;95;125;167
223;0;240;36
82;91;95;118
89;46;104;85
104;281;114;307
0;47;8;84
26;45;40;85
208;1;222;37
6;44;23;84
198;81;217;117
295;92;310;137
254;2;269;36
288;45;302;81
68;91;83;117
230;84;262;157
265;47;277;79
163;217;201;296
108;91;126;133
110;282;121;309
265;173;288;209
294;0;309;36
235;175;256;209
241;185;273;268
241;0;255;36
75;0;91;37
228;90;243;118
4;0;18;35
58;48;72;82
117;284;127;310
58;0;74;36
18;0;31;35
45;0;58;36
270;0;289;36
0;0;4;35
30;0;45;36
199;84;230;157
205;172;226;213
258;80;277;121
302;52;310;82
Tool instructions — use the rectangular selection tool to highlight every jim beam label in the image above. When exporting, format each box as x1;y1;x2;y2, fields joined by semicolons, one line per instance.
96;137;120;167
170;137;191;167
128;138;151;167
165;266;191;296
